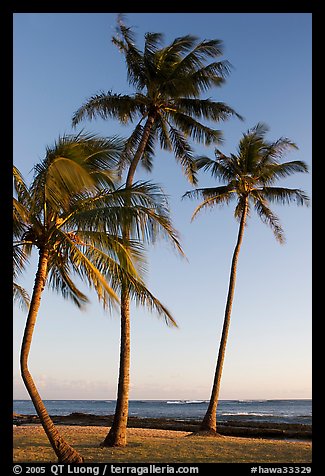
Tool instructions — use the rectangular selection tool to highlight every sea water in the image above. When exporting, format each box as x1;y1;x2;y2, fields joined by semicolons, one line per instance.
13;399;311;426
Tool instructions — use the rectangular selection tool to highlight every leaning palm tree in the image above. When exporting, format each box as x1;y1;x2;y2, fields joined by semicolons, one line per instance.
13;134;151;462
72;15;242;447
14;134;182;459
184;123;309;434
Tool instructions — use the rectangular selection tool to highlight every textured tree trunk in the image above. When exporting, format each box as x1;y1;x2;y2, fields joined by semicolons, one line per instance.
125;114;156;187
200;198;248;434
101;285;130;446
102;113;156;447
20;247;84;462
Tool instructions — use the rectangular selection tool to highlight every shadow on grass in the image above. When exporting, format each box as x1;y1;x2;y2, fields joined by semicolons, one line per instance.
186;430;225;438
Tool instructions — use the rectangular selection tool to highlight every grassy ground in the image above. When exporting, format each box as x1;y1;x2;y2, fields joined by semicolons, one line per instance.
13;425;312;463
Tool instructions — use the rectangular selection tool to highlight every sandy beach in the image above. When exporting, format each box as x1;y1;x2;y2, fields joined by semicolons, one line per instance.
14;424;191;439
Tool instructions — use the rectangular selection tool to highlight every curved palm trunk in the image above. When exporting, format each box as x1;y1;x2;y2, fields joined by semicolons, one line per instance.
102;114;156;447
200;198;248;433
20;247;84;462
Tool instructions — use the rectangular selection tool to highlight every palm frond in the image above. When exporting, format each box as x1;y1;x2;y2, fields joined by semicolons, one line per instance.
13;244;30;278
13;282;30;311
31;133;126;216
13;166;31;206
261;137;299;165
112;18;146;89
258;161;309;185
175;98;242;122
13;198;30;238
76;134;124;171
65;181;184;257
258;186;310;206
165;34;199;55
44;157;97;212
169;39;224;76
187;61;233;91
170;110;223;146
125;273;177;327
251;193;285;243
72;92;143;126
184;186;235;221
166;126;198;185
234;196;250;221
144;32;165;68
195;154;237;183
161;38;227;96
192;194;234;221
47;263;89;309
59;233;121;310
183;185;234;201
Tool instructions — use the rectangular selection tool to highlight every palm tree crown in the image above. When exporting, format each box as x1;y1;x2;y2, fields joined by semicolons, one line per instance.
13;133;132;308
184;122;309;240
72;16;242;185
14;133;181;319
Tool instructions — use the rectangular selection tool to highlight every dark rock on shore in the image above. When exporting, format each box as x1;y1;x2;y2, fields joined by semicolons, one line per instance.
13;412;311;440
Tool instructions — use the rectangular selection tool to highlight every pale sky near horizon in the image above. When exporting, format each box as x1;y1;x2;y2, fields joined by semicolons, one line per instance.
13;12;312;401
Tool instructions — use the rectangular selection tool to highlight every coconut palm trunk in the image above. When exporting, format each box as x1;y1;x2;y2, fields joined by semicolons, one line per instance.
20;247;84;462
101;285;131;446
102;115;156;447
201;197;248;433
125;115;156;187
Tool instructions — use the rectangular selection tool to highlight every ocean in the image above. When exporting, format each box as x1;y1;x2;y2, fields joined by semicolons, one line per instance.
13;399;311;426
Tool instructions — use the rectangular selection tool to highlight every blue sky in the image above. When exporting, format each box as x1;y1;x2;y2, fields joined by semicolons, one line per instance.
13;12;312;400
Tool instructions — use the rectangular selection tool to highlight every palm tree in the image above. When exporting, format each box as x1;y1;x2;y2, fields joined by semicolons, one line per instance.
14;133;182;458
13;134;155;462
72;16;242;447
183;123;309;434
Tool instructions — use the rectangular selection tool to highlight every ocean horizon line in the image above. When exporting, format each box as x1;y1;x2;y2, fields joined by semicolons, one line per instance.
13;397;312;402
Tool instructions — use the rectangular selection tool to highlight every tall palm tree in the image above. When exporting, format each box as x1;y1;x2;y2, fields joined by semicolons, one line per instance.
183;123;309;434
13;134;176;462
72;16;242;447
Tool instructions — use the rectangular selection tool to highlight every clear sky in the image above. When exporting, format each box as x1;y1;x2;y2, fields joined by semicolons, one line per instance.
13;12;312;400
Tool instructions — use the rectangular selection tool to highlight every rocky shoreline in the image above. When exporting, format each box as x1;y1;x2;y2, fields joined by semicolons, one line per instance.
13;412;312;440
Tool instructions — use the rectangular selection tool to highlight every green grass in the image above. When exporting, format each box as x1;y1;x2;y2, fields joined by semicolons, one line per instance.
13;426;312;463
